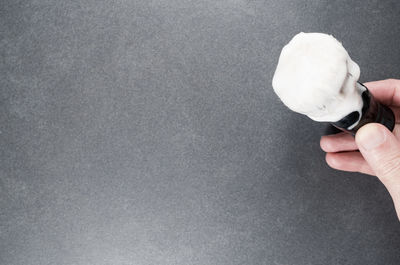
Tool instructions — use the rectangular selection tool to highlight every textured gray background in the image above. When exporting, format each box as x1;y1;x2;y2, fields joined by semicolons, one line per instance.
1;1;400;264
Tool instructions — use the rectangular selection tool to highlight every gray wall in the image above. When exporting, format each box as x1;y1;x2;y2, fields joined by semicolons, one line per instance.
1;1;400;264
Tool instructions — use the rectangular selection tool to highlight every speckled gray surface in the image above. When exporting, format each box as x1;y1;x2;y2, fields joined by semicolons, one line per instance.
1;1;400;264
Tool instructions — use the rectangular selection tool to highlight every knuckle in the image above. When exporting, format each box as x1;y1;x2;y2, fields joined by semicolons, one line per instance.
376;154;400;182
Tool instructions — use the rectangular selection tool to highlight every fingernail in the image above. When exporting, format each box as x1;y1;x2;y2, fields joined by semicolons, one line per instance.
358;125;386;150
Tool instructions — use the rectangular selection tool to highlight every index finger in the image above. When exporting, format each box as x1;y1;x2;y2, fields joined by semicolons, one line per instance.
364;79;400;107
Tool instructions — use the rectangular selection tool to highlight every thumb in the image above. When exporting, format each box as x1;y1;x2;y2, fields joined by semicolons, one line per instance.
355;123;400;220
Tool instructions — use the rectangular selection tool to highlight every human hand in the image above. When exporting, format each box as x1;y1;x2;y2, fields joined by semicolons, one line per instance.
320;79;400;220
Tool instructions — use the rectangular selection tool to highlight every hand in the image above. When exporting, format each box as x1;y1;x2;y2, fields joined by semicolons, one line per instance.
320;79;400;220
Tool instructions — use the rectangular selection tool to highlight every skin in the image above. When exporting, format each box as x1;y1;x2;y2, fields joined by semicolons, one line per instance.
320;79;400;221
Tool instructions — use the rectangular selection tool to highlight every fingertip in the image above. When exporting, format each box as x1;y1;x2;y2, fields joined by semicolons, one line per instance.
355;123;388;151
320;135;338;152
325;152;341;169
320;132;357;152
355;123;400;180
355;122;382;136
320;136;330;152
